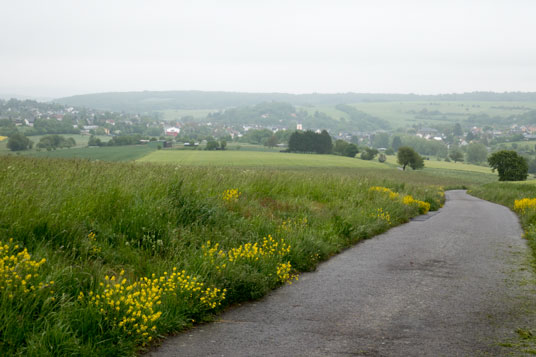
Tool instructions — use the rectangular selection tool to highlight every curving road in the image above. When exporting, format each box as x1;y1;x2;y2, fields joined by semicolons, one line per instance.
150;190;536;356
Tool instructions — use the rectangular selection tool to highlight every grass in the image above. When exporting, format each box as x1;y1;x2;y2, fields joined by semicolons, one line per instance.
160;109;217;121
138;150;395;168
0;134;111;156
0;155;446;355
24;143;159;161
469;182;536;354
385;155;493;173
346;101;536;127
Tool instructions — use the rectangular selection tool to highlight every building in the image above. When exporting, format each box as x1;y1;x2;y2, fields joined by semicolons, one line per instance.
165;127;181;136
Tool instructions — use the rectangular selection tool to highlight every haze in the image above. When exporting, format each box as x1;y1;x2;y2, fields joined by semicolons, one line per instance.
1;0;535;98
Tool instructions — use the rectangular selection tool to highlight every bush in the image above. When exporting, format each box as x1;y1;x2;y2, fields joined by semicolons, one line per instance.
7;133;33;151
360;148;378;160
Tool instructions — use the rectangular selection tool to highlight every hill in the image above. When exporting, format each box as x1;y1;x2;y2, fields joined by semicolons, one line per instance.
54;91;536;113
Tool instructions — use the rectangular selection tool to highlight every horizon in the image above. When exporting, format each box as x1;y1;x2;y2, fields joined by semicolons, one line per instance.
3;89;536;103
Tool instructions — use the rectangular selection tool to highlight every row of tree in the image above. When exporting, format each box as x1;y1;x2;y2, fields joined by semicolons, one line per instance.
287;130;333;154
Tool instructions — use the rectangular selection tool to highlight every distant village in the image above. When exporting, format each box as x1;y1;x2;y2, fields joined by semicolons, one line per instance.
2;99;536;151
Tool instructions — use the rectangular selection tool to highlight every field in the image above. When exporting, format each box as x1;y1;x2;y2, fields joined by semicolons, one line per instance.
0;155;448;355
26;143;159;161
0;134;110;156
303;101;536;128
138;150;499;186
160;109;217;121
138;150;394;169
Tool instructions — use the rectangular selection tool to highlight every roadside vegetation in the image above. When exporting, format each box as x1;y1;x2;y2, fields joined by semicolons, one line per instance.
0;155;446;355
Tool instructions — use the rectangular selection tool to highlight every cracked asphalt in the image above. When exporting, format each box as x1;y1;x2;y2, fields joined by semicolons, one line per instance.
149;190;536;356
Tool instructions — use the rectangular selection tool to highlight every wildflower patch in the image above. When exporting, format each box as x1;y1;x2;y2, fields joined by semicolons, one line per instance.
202;235;297;284
514;198;536;214
222;188;241;202
79;268;226;345
0;239;49;298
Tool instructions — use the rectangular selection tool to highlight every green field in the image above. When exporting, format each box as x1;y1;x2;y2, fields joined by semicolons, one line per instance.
25;143;158;161
160;109;217;121
385;155;494;174
0;134;111;156
138;150;394;168
302;101;536;128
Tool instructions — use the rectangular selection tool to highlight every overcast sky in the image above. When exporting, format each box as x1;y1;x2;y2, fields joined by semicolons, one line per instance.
1;0;535;98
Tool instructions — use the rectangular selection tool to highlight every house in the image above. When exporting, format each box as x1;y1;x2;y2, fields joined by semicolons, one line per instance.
165;127;180;136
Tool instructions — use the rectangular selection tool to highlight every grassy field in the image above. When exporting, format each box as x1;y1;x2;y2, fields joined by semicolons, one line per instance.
138;150;499;186
160;109;217;121
0;134;110;156
0;156;446;355
25;143;159;161
385;155;494;174
303;101;536;128
138;150;395;169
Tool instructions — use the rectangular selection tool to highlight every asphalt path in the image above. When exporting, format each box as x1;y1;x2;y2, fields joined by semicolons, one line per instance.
150;190;536;356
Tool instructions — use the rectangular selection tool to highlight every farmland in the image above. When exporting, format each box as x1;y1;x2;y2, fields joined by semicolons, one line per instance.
138;150;394;169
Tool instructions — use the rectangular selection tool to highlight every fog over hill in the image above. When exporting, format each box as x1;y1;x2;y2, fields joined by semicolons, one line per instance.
53;91;536;113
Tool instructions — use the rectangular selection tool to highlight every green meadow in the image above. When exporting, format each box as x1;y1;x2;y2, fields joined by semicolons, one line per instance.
138;150;394;169
0;154;448;355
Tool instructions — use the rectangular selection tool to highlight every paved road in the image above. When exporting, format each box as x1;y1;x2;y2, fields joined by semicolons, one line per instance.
150;190;536;356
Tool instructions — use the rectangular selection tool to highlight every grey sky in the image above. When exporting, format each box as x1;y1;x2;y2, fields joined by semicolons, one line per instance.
1;0;535;98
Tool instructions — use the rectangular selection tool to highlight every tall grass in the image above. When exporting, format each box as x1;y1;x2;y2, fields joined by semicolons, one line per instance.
0;156;445;355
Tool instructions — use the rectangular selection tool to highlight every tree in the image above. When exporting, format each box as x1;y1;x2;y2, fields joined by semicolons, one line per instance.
453;123;463;136
88;135;103;147
205;140;219;150
360;147;378;160
288;130;332;154
317;130;333;154
263;135;278;148
343;143;359;158
488;150;528;181
372;132;389;148
7;133;33;151
397;146;424;170
449;149;464;163
220;140;227;150
465;142;488;164
378;153;386;163
333;140;358;157
391;136;402;151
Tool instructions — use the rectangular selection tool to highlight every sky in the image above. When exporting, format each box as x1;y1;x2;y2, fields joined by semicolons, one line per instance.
1;0;536;98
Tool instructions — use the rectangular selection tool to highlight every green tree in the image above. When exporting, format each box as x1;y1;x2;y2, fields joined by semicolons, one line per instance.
449;149;464;163
465;142;488;164
360;147;378;160
372;132;389;148
453;123;463;136
378;153;386;163
205;140;219;150
391;136;402;151
333;140;358;157
7;133;33;151
220;140;227;150
397;146;424;170
263;135;278;148
488;150;528;181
